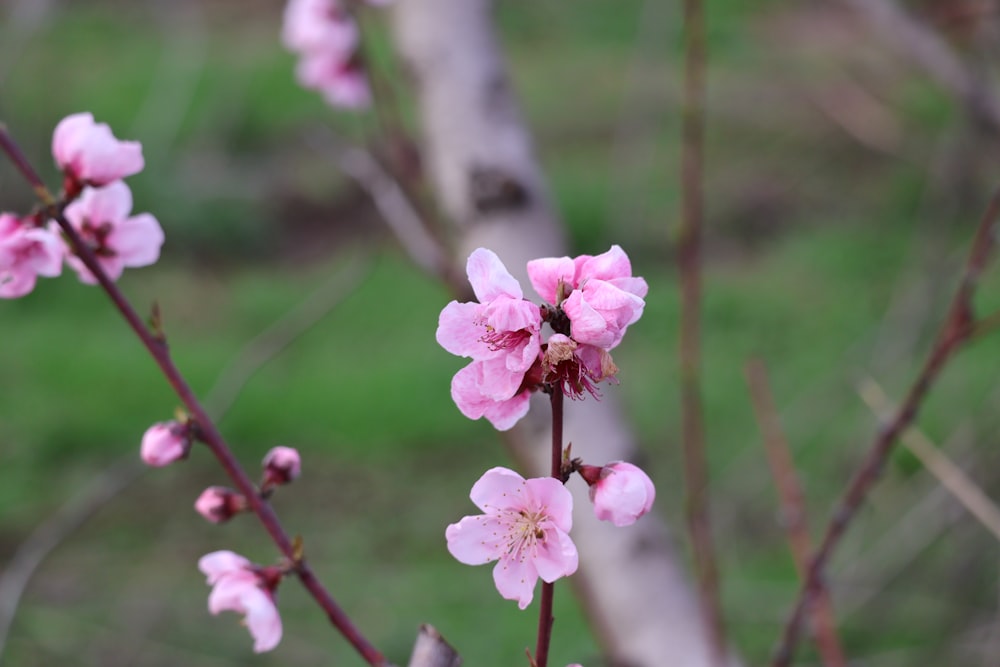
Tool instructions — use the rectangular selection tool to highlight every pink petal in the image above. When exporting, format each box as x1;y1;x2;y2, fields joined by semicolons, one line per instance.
65;182;133;229
320;69;372;109
469;467;528;513
0;269;37;299
607;275;649;300
524;477;574;533
52;113;93;168
477;356;525;401
109;213;164;268
483;295;538;335
21;228;64;277
198;551;252;584
481;389;531;431
576;245;632;282
241;588;283;653
445;514;507;564
533;526;579;583
492;554;539;610
526;256;576;304
466;248;522;303
562;291;616;348
436;301;490;358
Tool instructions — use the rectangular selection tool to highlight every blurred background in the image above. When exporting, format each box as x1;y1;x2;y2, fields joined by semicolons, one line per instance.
2;0;1000;665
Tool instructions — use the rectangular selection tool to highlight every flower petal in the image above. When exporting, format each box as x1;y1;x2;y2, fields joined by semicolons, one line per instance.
110;213;164;268
533;526;579;583
492;554;539;609
469;467;528;513
526;256;575;304
445;514;507;565
466;248;521;303
524;477;574;533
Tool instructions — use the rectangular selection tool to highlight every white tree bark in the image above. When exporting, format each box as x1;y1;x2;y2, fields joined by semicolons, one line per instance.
390;2;738;665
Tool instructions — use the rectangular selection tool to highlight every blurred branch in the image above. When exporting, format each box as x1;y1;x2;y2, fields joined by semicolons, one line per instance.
840;0;1000;131
745;360;847;667
772;187;1000;667
858;376;1000;542
680;0;727;662
307;129;463;294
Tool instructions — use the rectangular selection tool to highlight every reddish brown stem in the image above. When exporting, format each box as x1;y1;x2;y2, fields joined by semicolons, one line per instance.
745;360;846;667
679;0;727;662
0;126;389;667
771;188;1000;667
533;387;564;667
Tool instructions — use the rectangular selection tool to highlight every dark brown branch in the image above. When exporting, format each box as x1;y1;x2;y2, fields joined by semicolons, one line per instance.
679;0;727;663
745;360;846;667
0;126;391;667
771;187;1000;667
533;388;565;667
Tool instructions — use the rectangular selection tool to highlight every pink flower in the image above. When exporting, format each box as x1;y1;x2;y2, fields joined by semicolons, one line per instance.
585;462;656;527
140;421;190;467
282;0;357;55
0;213;62;299
198;551;282;653
262;446;301;486
195;486;247;523
450;361;533;431
295;53;372;109
438;248;542;402
52;112;144;187
446;467;578;609
61;182;164;284
528;245;647;349
281;0;372;109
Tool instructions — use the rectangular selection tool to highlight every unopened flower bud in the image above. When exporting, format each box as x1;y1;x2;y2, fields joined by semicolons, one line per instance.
585;461;655;527
194;486;247;523
140;421;190;467
262;446;301;486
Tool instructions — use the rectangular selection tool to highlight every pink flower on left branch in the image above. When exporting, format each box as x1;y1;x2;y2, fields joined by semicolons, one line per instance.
61;181;164;284
52;112;144;189
0;213;62;299
446;467;578;609
199;551;283;653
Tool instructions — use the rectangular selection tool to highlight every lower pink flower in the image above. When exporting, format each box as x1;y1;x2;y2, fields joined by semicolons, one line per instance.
0;213;62;299
446;467;578;609
586;462;656;527
62;182;164;284
198;551;282;653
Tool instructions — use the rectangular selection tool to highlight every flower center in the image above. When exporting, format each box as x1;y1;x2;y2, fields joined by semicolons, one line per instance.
501;509;547;562
479;325;529;352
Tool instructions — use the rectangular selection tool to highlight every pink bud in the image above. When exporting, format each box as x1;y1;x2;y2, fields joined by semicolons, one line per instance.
140;421;190;467
587;461;655;527
262;446;301;486
194;486;247;523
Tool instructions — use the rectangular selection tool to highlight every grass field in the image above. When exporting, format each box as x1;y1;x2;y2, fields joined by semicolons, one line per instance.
3;1;1000;665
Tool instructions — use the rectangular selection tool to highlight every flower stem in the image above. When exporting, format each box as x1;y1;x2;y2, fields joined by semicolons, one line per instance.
0;126;390;667
534;387;564;667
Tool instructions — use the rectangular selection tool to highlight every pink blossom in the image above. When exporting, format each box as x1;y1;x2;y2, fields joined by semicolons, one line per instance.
52;112;144;187
198;551;282;653
0;213;62;298
446;467;578;609
282;0;358;55
438;248;542;404
450;361;533;431
195;486;246;523
528;245;647;349
541;334;618;400
140;421;190;467
295;53;372;109
61;182;164;284
586;462;656;527
262;446;301;485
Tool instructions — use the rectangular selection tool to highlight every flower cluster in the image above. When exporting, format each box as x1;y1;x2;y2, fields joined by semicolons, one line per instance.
282;0;386;109
0;113;163;299
436;246;647;430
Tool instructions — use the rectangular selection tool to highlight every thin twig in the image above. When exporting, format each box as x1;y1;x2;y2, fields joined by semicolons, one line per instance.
679;0;727;662
771;187;1000;667
745;360;847;667
859;376;1000;542
0;126;391;667
533;388;564;667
